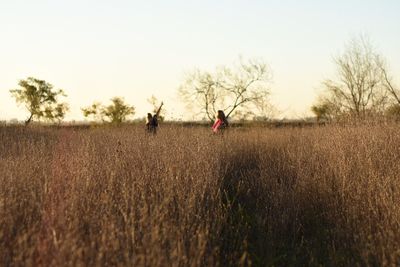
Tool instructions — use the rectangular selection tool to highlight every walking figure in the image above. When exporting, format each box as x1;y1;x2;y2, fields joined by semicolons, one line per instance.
212;110;229;134
146;102;163;134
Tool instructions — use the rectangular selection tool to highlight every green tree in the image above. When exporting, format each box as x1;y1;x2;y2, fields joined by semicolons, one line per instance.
81;102;103;122
10;77;69;125
311;97;340;121
311;100;335;122
82;97;135;123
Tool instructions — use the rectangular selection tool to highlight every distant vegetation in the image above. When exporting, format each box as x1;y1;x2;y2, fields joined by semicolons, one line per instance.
6;36;400;124
82;97;135;123
9;77;69;125
312;35;400;121
179;58;273;122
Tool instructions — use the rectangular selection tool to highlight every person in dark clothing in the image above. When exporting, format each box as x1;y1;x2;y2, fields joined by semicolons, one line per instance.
146;102;163;134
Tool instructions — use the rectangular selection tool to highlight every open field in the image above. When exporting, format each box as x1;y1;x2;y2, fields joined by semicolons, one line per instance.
1;124;400;266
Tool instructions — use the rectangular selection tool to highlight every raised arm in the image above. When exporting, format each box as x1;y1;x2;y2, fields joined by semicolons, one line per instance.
155;102;163;117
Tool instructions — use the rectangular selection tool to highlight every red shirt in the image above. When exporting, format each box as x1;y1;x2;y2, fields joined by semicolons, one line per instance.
212;119;223;133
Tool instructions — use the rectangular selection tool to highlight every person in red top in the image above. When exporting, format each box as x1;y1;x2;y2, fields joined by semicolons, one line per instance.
212;110;228;133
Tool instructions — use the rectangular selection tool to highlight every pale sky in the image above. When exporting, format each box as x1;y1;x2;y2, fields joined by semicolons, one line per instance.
1;0;400;121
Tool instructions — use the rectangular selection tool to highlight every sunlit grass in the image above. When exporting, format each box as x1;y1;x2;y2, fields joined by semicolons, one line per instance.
1;124;399;266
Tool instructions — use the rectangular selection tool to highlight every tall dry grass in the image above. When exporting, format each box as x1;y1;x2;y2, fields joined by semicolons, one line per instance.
1;123;400;266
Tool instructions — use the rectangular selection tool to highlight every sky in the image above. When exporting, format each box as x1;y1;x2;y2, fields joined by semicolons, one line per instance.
1;0;400;121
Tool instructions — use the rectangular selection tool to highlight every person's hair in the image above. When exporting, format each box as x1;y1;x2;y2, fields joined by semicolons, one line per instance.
217;110;226;121
146;113;153;124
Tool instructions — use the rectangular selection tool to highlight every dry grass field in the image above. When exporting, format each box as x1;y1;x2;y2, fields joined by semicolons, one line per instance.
1;123;400;266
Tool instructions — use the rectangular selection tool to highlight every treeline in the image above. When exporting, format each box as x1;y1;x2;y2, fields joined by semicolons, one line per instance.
5;35;400;125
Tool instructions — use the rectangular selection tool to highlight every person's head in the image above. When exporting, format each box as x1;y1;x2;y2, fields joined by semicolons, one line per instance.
217;110;226;121
146;113;153;123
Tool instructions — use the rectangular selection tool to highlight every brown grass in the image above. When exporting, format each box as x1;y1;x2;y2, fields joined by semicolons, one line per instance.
1;123;400;266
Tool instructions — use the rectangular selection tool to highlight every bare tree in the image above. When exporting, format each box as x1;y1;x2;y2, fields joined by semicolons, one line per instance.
321;36;389;119
381;66;400;105
179;58;273;122
381;68;400;118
